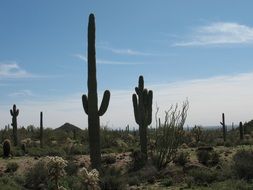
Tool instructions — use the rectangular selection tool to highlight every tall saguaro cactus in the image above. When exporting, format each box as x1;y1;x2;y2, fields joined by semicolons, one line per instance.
40;112;43;148
132;76;153;159
82;14;110;170
220;113;226;142
239;121;244;140
10;104;19;146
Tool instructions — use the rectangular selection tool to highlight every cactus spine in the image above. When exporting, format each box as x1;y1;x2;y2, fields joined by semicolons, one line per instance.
3;139;11;158
82;14;110;170
239;121;244;140
40;111;43;148
10;104;19;146
132;76;153;159
220;113;226;142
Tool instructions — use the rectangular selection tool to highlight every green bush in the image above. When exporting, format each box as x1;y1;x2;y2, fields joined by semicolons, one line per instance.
25;160;48;189
233;150;253;180
0;176;21;190
196;150;210;165
188;168;218;185
6;162;19;173
100;167;126;190
173;151;189;166
129;150;146;171
101;154;116;165
160;177;173;187
65;161;79;176
210;179;253;190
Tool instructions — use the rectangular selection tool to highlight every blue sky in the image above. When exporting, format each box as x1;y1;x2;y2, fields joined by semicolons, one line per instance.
1;1;253;128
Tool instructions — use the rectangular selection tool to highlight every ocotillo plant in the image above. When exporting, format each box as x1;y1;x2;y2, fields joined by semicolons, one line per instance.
132;75;153;159
239;121;244;140
82;13;110;170
220;113;226;142
10;104;19;146
40;112;43;148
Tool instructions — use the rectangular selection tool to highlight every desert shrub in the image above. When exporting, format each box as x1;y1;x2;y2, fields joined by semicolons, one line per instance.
153;101;189;170
160;177;173;187
25;160;48;189
173;151;189;166
69;144;87;155
188;168;218;185
210;151;220;166
210;179;253;190
233;150;253;180
129;150;146;171
3;139;11;158
5;162;19;173
128;175;141;186
65;161;79;176
60;176;83;190
0;176;21;190
191;125;203;143
196;149;210;165
101;154;116;165
100;167;126;190
196;149;219;166
12;146;24;157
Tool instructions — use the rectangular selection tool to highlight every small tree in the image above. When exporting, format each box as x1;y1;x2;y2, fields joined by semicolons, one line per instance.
153;100;189;170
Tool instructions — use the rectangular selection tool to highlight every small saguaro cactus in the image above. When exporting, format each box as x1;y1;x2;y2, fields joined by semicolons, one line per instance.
40;112;43;148
132;75;153;159
220;113;226;142
3;139;11;158
10;104;19;146
239;121;244;140
82;13;110;170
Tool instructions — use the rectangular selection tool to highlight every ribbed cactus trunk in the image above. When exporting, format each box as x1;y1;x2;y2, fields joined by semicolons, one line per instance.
220;113;226;142
82;14;110;170
40;112;43;148
10;104;19;146
239;121;244;140
132;76;153;160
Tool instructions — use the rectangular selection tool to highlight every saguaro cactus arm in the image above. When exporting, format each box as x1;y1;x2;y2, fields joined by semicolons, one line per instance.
98;90;110;116
132;94;140;125
82;94;88;114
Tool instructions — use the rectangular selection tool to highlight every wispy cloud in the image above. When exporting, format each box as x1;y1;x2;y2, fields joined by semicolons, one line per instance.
98;46;157;56
1;71;253;128
0;62;32;79
9;90;34;97
174;22;253;46
74;54;144;65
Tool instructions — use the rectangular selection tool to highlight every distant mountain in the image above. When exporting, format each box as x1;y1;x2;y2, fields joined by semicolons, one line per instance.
54;123;83;133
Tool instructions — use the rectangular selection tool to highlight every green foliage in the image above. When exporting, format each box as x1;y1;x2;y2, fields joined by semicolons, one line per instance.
196;149;219;166
188;168;218;185
3;139;11;158
101;154;116;165
65;161;79;176
160;177;173;187
100;166;126;190
173;151;189;166
25;160;48;189
0;176;22;190
233;150;253;180
192;125;203;143
129;149;146;171
6;162;19;173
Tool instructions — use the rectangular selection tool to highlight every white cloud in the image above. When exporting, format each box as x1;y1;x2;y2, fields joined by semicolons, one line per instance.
98;46;156;56
74;54;144;65
0;62;32;79
9;90;34;97
174;22;253;46
1;72;253;129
